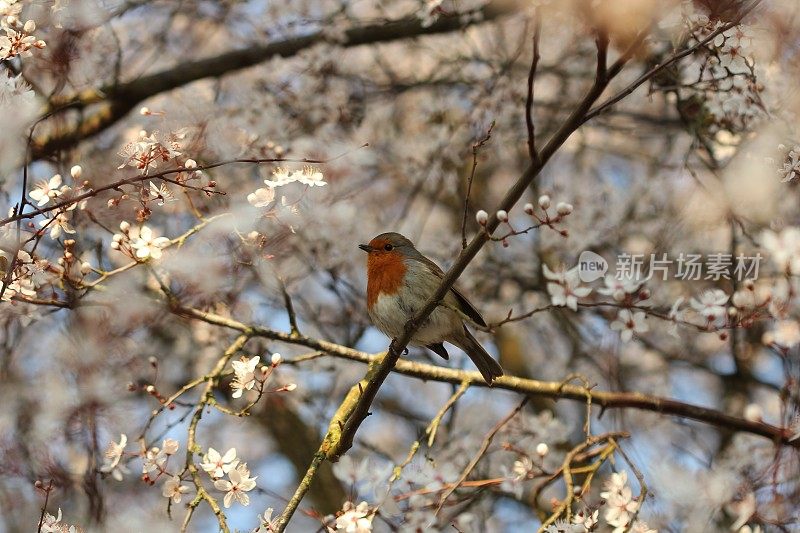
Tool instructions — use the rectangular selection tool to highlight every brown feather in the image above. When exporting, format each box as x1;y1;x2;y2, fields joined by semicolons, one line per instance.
407;254;487;327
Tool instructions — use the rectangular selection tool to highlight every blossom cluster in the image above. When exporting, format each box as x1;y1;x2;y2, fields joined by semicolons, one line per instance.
29;167;89;239
0;12;45;60
117;129;186;174
201;447;258;507
39;508;83;533
247;166;327;209
680;4;763;134
111;221;171;261
230;352;296;399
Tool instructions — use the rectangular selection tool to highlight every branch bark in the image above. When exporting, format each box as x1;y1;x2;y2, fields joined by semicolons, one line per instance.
31;0;521;159
172;305;797;448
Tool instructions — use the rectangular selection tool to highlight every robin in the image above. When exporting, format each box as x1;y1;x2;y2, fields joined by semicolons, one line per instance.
359;232;504;384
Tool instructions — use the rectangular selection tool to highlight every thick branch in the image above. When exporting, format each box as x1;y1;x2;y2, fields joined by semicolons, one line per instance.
32;0;520;158
172;305;798;448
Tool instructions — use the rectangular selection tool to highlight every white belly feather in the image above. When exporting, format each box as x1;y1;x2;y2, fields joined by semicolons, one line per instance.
368;275;462;346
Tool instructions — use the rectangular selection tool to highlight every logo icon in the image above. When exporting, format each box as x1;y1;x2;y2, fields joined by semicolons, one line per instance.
578;250;608;282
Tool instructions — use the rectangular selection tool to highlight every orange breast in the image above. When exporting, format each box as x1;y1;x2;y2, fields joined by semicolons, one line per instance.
367;253;407;308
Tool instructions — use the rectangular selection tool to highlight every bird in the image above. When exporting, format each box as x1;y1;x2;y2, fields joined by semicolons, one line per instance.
359;232;504;384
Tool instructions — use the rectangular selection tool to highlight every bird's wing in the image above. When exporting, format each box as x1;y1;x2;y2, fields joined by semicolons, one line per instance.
412;255;488;328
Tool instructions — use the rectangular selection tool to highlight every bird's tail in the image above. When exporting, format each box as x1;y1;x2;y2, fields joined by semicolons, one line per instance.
450;326;503;385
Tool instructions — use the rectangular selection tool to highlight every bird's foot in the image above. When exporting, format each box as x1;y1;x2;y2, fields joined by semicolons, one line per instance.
389;338;409;356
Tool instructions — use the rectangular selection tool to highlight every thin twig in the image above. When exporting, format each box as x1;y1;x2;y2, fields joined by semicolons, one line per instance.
435;397;529;515
525;10;541;164
460;121;495;249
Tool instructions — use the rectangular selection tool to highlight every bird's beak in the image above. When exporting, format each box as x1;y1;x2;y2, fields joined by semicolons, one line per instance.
358;244;372;253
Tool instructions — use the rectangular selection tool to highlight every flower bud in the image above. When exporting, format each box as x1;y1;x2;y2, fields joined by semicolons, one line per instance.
23;19;35;32
110;241;120;249
271;353;283;365
119;221;131;232
496;210;509;223
556;202;573;216
523;203;534;215
184;159;197;169
139;107;150;115
743;403;763;422
536;442;549;456
80;262;92;274
34;40;46;49
285;383;297;391
744;279;755;290
538;195;551;209
475;210;488;226
70;165;82;179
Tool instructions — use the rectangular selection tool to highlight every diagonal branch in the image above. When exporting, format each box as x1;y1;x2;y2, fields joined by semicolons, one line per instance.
582;0;763;124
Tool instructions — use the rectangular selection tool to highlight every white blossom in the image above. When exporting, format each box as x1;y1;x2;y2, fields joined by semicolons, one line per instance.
295;166;326;187
544;265;592;311
572;509;599;529
690;289;729;323
761;227;800;275
201;447;238;478
231;355;260;398
598;274;640;302
335;501;372;533
256;508;279;532
214;462;257;508
610;309;649;342
148;181;176;205
142;446;168;474
129;225;170;260
38;212;75;240
247;187;276;208
162;476;189;504
99;434;129;481
39;508;81;533
762;320;800;348
29;174;62;206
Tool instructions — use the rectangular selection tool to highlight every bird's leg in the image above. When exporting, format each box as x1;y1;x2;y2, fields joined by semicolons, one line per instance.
388;338;409;356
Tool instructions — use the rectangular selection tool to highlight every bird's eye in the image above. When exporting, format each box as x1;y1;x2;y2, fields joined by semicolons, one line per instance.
383;243;394;251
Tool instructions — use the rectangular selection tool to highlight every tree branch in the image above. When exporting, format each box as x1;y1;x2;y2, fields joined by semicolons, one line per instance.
31;0;521;158
170;305;798;448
